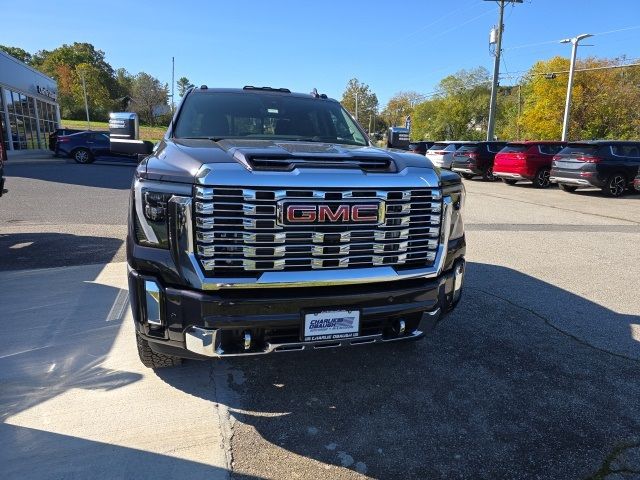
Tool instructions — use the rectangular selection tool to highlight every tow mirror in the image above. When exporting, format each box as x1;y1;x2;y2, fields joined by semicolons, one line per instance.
109;112;154;156
387;127;410;150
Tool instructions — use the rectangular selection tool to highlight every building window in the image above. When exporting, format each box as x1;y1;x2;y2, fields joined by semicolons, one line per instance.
1;88;58;150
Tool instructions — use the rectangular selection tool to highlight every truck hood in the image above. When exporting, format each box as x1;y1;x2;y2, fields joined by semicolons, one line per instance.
141;138;442;184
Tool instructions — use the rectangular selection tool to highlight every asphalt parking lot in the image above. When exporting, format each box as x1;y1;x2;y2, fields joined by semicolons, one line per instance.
1;160;639;480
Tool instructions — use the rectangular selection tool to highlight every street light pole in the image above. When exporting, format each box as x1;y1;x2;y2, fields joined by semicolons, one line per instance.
355;92;359;121
560;33;593;141
80;70;90;129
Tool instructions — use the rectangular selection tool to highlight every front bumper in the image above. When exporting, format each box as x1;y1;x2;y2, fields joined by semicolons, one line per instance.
129;257;465;358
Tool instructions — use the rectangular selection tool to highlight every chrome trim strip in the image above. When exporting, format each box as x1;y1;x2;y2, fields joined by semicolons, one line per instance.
144;280;162;326
494;172;525;179
196;164;442;189
549;176;592;186
184;326;428;357
169;194;453;290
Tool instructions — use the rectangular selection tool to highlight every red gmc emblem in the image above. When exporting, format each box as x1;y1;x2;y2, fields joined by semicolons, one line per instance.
283;203;381;224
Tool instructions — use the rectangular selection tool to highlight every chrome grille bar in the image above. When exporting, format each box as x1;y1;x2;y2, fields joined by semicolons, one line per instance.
193;187;443;274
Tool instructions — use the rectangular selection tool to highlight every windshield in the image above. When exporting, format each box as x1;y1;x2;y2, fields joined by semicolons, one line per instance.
174;91;368;146
456;144;479;152
501;144;529;153
559;145;599;156
429;143;450;151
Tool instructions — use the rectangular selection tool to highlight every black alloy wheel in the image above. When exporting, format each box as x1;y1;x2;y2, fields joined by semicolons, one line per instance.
533;168;551;189
604;173;627;197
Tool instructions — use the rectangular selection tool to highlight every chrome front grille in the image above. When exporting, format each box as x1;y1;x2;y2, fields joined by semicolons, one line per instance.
193;186;442;275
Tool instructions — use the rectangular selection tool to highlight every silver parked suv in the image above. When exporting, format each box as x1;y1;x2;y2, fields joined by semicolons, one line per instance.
426;142;470;170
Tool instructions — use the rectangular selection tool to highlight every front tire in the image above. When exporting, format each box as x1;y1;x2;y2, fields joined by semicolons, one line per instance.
603;173;627;197
73;148;93;164
136;333;182;369
461;173;474;180
560;184;578;193
532;168;551;188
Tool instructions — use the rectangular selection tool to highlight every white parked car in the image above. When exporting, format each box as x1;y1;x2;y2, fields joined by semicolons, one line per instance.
425;142;469;169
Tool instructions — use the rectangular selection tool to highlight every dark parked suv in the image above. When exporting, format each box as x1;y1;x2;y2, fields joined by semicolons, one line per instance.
550;141;640;197
450;141;507;180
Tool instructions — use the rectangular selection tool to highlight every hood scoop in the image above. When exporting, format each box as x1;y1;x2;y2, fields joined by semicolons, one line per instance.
231;142;395;173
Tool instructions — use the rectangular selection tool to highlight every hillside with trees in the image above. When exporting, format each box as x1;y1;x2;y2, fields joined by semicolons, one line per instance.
0;42;180;126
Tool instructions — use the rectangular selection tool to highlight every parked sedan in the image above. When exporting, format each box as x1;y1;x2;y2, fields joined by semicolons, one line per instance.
450;141;507;180
408;141;434;155
634;167;640;192
493;141;566;188
49;128;83;151
55;130;137;164
550;141;640;197
425;142;470;169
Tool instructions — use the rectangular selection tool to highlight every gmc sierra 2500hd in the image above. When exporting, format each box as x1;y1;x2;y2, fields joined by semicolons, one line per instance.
112;86;466;369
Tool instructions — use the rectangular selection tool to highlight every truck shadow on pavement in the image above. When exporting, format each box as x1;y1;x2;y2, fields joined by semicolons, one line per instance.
5;162;135;190
0;255;262;480
157;262;640;480
0;232;125;271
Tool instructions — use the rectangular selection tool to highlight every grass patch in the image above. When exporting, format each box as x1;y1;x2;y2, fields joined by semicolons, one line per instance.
60;119;167;143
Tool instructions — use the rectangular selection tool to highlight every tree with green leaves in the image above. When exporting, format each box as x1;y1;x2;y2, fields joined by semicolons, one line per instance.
130;72;169;125
381;91;423;129
0;45;32;64
177;77;192;97
341;78;379;131
31;42;119;120
411;67;491;140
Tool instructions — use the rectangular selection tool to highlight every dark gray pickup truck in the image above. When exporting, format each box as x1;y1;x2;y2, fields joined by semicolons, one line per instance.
112;86;466;368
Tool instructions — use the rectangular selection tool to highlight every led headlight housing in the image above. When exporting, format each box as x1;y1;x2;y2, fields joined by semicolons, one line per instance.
447;184;465;241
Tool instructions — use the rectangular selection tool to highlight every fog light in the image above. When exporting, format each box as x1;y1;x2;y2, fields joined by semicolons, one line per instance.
144;280;163;326
453;262;464;303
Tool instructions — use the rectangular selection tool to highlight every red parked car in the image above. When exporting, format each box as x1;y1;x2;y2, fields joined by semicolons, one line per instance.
494;141;566;188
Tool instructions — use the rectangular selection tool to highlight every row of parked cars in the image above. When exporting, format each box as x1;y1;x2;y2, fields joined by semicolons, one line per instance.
408;140;640;197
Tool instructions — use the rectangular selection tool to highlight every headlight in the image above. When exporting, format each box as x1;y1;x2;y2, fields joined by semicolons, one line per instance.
132;178;186;249
448;184;465;240
134;189;172;248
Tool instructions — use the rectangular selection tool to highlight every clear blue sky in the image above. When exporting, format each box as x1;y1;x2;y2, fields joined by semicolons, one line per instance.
4;0;640;104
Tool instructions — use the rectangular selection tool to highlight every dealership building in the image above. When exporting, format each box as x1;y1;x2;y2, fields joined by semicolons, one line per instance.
0;50;60;153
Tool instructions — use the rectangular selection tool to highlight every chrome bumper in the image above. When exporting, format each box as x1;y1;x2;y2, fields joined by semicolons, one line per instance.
185;308;440;357
452;168;474;174
494;172;524;179
549;176;592;186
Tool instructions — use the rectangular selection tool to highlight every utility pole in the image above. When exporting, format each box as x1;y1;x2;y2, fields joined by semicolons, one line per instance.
560;34;593;141
485;0;522;141
171;56;175;115
355;92;359;121
79;70;90;129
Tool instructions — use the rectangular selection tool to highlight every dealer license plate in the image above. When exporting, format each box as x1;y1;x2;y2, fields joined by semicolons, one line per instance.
303;310;360;342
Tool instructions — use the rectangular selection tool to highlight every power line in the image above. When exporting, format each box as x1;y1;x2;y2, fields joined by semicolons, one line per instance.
504;24;640;51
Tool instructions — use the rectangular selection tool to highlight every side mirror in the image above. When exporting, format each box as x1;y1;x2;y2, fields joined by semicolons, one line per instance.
387;127;410;150
109;112;154;155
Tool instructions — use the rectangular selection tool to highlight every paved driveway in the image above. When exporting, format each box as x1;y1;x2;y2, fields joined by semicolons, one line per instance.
1;164;639;479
